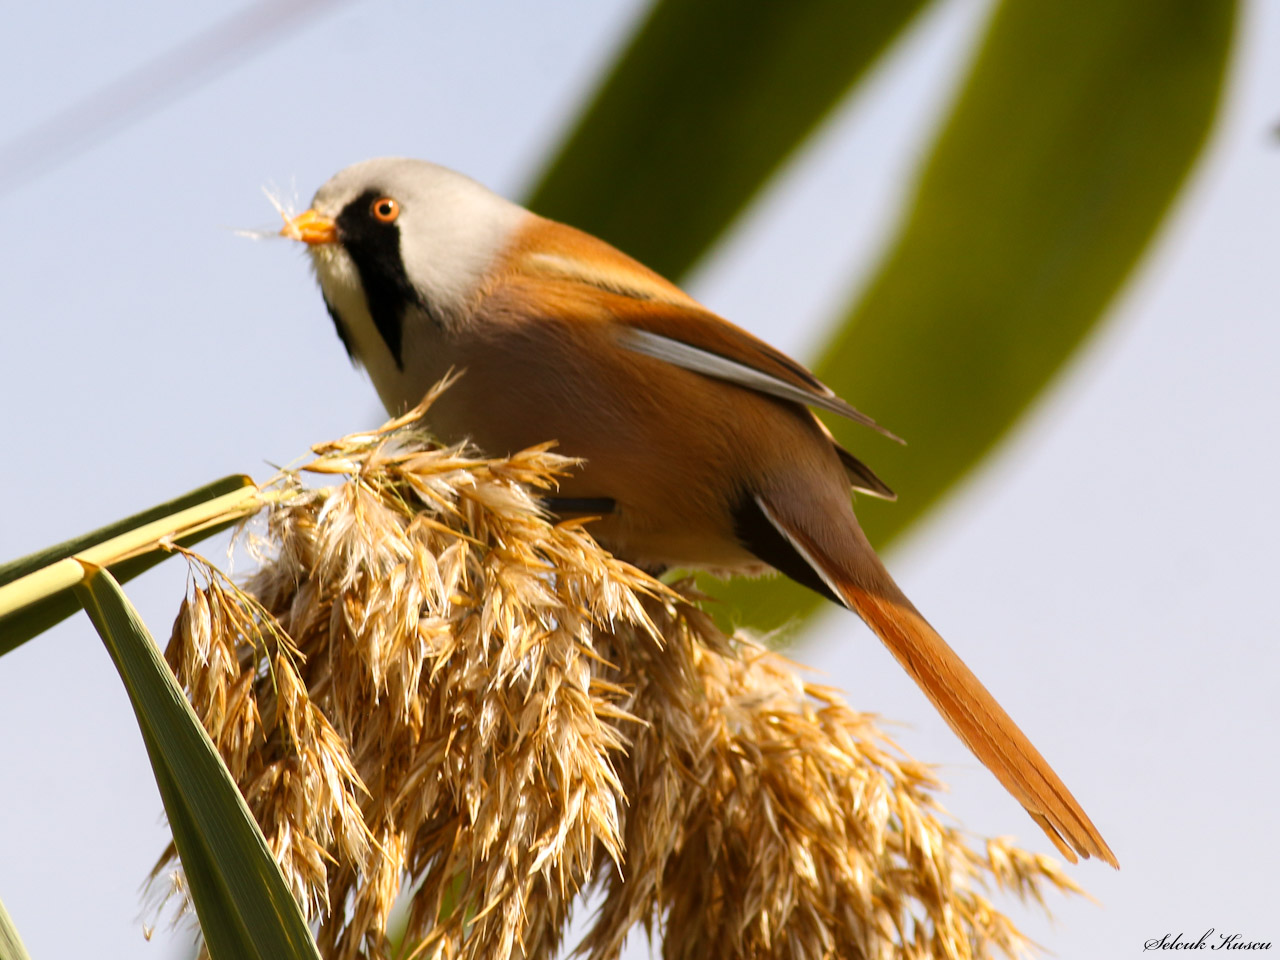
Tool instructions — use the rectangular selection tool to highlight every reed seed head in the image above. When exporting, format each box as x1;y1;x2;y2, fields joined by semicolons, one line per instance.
160;387;1082;959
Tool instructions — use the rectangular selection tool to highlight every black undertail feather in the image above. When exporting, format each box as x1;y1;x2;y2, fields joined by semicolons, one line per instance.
731;494;842;606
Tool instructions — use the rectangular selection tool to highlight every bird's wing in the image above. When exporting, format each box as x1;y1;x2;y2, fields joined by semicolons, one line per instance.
612;303;901;497
832;441;897;501
507;218;901;443
614;324;900;442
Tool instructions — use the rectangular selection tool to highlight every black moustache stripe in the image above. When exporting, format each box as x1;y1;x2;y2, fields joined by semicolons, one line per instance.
333;190;420;369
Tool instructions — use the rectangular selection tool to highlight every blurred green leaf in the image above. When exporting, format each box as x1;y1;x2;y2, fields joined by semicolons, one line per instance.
0;476;255;657
75;566;321;960
0;894;32;960
527;0;931;278
707;0;1235;630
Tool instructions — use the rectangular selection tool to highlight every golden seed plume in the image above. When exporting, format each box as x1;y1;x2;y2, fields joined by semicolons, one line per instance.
157;382;1084;960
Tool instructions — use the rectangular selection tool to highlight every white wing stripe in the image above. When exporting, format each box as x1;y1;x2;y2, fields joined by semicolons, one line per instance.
618;327;899;441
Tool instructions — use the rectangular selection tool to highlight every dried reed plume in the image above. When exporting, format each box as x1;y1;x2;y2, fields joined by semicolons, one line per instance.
159;382;1083;960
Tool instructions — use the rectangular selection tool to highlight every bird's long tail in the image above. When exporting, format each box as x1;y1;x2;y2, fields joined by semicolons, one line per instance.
751;493;1117;867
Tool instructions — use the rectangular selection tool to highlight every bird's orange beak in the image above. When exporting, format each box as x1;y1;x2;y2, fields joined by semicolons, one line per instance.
281;209;338;245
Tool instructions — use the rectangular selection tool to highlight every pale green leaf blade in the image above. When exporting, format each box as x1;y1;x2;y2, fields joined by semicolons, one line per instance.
0;475;252;587
0;894;32;960
75;567;321;960
527;0;932;279
708;0;1236;630
0;476;255;656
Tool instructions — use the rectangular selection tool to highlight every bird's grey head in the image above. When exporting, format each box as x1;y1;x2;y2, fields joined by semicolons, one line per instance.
301;157;524;368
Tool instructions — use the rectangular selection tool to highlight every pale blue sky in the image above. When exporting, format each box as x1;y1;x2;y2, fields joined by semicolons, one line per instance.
1;1;1277;957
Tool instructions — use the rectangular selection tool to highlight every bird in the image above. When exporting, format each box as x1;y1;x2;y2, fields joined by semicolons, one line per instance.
280;156;1117;868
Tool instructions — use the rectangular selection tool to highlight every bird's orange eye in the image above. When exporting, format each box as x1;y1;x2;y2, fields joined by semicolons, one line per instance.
371;197;400;222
